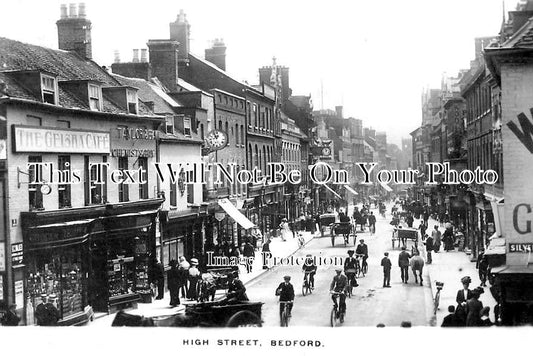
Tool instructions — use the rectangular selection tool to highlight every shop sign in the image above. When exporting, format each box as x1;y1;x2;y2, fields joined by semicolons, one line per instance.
110;148;154;157
13;125;110;154
11;243;23;265
14;280;23;308
0;242;5;272
116;127;156;140
508;243;533;253
0;274;4;301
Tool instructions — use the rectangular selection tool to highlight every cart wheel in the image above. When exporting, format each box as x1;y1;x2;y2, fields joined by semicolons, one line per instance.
226;311;262;327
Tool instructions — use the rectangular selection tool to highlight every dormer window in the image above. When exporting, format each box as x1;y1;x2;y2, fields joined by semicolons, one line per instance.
183;117;191;137
41;74;57;104
88;84;102;111
126;89;138;114
165;115;174;135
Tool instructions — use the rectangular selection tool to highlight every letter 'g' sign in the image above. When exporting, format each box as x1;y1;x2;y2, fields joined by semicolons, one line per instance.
513;203;532;234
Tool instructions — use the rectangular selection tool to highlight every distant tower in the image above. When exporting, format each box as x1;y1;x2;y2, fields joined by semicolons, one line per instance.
56;3;92;59
169;9;190;63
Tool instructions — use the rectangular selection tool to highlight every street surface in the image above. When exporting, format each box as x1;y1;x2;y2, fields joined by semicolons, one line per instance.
246;206;434;327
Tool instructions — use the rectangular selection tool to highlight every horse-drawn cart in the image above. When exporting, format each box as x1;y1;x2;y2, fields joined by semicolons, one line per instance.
391;227;419;249
112;300;264;327
330;222;356;247
318;213;337;237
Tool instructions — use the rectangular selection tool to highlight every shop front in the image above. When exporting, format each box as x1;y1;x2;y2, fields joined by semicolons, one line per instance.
21;198;163;322
24;218;95;326
159;209;205;269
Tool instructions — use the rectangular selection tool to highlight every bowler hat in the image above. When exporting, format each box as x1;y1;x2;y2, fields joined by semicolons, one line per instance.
283;275;291;280
190;258;199;265
461;276;472;284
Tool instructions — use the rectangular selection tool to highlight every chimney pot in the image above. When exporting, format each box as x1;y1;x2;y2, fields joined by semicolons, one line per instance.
114;50;120;63
68;3;77;18
140;49;148;63
132;49;140;63
60;4;68;18
78;2;86;18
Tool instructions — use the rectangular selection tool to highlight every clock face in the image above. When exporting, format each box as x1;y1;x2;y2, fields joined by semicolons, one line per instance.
205;130;228;150
322;147;331;156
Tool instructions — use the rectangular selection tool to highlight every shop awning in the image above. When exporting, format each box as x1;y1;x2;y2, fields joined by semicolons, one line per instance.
323;184;342;199
344;185;358;196
218;198;255;229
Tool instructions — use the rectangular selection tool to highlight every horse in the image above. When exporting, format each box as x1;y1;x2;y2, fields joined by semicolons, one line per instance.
410;248;425;286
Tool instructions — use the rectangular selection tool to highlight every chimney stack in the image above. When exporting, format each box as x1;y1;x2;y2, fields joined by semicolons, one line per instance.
335;105;343;119
57;3;92;58
68;3;77;18
169;9;190;63
140;49;148;63
60;4;68;18
113;50;120;63
132;49;140;63
205;38;226;71
78;2;86;18
147;39;179;92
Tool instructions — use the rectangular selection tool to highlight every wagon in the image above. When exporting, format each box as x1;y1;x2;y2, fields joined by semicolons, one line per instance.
112;300;263;327
330;222;356;247
391;227;419;249
183;300;263;327
319;213;337;237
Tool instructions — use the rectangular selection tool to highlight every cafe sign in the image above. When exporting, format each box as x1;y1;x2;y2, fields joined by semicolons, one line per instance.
13;125;110;154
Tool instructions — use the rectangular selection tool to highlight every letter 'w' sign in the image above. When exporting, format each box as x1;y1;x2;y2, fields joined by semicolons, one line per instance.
508;110;533;153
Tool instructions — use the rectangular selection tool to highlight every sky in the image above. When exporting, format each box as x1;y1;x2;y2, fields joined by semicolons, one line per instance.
0;0;512;146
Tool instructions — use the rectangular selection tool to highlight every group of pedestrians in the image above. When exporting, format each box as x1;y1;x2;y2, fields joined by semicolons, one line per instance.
166;256;200;307
442;276;494;327
380;246;425;287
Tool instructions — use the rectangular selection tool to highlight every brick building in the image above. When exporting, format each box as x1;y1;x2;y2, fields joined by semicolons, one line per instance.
0;28;166;323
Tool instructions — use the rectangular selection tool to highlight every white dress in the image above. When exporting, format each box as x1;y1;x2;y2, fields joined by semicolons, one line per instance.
280;222;292;241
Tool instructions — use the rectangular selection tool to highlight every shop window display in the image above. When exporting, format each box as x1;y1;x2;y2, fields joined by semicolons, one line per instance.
26;250;85;323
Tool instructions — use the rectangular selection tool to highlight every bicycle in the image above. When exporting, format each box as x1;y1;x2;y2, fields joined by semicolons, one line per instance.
434;281;444;314
345;270;356;298
355;254;367;277
330;291;347;327
280;301;293;327
302;272;313;296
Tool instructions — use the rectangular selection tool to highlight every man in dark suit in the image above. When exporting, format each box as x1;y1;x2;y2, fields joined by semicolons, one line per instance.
226;271;249;302
398;246;411;283
243;240;255;273
455;276;473;326
441;305;459;327
276;276;295;319
381;252;392;287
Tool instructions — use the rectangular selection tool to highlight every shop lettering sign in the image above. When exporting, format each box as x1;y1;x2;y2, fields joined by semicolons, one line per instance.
0;242;5;272
110;148;154;157
513;203;532;234
509;243;533;253
13;125;110;154
508;110;533;153
116;127;156;140
27;224;89;245
11;243;23;265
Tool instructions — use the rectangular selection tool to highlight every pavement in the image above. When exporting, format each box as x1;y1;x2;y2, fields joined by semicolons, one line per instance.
420;217;497;326
89;230;316;327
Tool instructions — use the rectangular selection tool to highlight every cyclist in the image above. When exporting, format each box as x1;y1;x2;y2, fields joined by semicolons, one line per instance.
275;275;295;318
330;268;348;323
355;239;369;272
302;254;317;290
343;250;359;291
